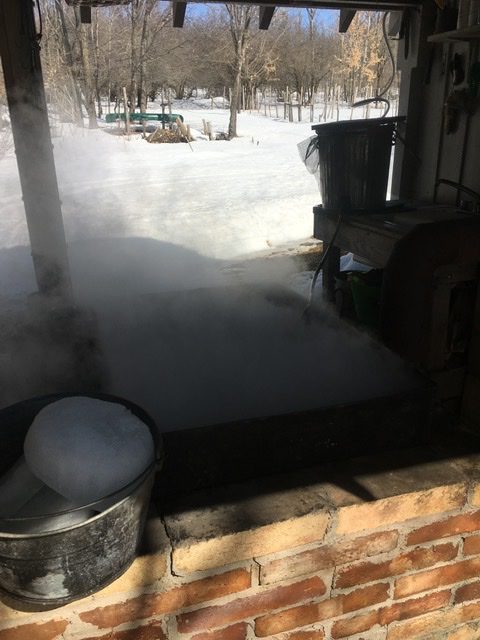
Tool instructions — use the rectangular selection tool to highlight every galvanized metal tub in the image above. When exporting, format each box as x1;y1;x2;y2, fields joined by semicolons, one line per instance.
0;393;159;610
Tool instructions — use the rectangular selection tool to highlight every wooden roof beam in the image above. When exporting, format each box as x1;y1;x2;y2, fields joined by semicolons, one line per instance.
339;8;356;31
80;5;92;23
181;0;421;10
173;1;187;27
259;5;275;29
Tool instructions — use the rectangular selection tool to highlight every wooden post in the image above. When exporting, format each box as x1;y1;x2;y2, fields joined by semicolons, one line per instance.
0;0;71;299
161;102;166;129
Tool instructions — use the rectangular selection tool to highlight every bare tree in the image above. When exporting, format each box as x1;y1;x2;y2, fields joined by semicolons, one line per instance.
53;0;84;125
226;5;252;139
74;6;98;128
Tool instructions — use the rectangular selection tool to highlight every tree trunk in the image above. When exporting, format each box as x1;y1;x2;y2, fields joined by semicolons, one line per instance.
228;59;242;139
227;5;252;139
93;9;102;118
74;7;98;128
55;0;83;126
138;3;152;113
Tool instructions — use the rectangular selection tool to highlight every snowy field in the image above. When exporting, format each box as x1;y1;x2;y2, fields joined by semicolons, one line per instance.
0;97;389;298
0;98;417;430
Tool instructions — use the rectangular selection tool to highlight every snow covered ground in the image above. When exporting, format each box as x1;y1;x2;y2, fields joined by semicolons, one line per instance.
0;98;418;429
0;97;389;298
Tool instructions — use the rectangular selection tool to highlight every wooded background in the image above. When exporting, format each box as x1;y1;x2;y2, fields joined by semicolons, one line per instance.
0;1;398;140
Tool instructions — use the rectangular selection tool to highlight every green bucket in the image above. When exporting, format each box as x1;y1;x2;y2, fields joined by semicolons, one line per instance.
350;272;382;330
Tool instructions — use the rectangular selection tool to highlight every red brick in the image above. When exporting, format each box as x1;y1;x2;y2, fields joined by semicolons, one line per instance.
331;590;451;638
446;622;480;640
81;622;166;640
455;581;480;604
395;557;480;598
407;510;480;545
191;622;248;640
260;530;399;584
0;621;68;640
387;601;480;640
286;632;325;640
254;582;389;637
79;568;251;629
464;534;480;556
332;610;379;638
336;485;467;535
335;542;458;588
177;576;326;634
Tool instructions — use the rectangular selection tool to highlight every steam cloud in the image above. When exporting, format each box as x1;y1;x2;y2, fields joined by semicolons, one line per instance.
0;130;421;432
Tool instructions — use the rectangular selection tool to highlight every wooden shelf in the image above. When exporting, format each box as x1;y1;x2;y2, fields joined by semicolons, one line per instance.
428;25;480;42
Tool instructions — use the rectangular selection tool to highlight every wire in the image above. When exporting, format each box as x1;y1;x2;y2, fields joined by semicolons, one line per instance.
302;211;343;321
351;12;395;116
351;97;390;117
378;11;395;99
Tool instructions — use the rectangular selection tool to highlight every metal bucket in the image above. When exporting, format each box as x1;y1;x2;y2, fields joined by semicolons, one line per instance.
0;393;160;610
311;117;404;210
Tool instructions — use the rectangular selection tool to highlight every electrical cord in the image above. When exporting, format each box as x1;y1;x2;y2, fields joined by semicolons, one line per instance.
436;178;480;203
302;211;343;321
352;12;395;116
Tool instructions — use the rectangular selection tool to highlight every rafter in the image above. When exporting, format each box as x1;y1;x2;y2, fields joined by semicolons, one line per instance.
339;8;356;31
259;5;275;29
172;1;187;27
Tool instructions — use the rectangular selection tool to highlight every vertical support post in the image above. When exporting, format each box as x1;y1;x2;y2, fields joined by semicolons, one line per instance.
0;0;72;300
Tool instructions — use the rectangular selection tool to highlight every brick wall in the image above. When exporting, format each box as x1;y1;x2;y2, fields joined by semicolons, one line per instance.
2;468;480;639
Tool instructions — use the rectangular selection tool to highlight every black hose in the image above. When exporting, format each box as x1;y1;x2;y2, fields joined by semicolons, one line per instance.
436;178;480;203
351;12;395;117
302;211;343;321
